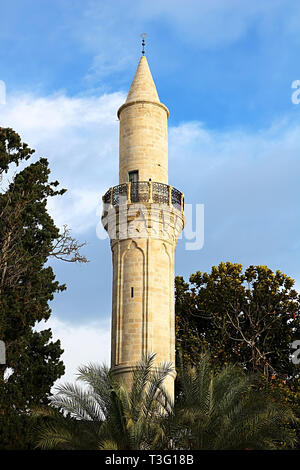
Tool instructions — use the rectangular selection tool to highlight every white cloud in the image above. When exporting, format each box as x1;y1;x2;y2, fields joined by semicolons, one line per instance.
169;118;300;284
46;188;101;234
36;316;111;388
68;0;300;78
62;1;272;82
169;118;300;192
136;0;273;46
169;117;300;218
0;91;125;234
1;89;300;257
1;87;299;285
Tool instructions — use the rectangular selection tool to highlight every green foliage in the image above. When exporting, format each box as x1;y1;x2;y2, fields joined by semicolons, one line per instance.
170;354;297;450
35;353;174;450
36;354;297;450
175;262;300;378
0;128;65;449
175;261;300;445
0;127;34;173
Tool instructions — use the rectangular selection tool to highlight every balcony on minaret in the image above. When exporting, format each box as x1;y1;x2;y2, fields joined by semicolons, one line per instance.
102;181;184;214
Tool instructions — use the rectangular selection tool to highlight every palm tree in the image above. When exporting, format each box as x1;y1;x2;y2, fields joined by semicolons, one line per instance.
168;354;297;450
35;353;297;450
35;353;173;450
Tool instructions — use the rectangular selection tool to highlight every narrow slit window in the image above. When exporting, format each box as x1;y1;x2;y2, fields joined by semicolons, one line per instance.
131;287;134;298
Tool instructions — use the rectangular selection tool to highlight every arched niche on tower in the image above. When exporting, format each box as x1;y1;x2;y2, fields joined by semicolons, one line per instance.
119;240;145;365
150;241;173;363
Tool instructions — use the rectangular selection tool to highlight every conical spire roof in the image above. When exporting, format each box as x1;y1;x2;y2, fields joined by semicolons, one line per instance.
126;55;160;103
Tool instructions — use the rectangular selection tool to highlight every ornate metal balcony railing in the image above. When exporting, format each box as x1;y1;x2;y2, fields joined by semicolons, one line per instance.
102;181;184;213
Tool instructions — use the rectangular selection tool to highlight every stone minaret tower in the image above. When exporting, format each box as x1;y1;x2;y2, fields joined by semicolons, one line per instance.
102;54;184;401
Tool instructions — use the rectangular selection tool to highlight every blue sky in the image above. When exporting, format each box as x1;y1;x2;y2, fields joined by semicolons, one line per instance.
1;0;300;382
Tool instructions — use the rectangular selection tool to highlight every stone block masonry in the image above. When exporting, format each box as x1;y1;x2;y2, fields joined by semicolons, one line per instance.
102;55;184;401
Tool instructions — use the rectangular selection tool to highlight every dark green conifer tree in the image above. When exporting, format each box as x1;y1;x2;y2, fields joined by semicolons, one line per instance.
0;127;85;449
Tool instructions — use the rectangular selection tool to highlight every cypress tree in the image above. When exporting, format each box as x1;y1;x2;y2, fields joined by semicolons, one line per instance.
0;127;82;449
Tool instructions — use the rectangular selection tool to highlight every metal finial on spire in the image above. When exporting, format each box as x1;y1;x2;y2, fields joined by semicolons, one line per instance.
140;33;147;55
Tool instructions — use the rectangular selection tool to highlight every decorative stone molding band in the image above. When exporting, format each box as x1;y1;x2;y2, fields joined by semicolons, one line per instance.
117;99;170;119
111;363;177;380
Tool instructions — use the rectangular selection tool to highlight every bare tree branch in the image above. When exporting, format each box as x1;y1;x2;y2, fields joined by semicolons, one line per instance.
50;225;88;263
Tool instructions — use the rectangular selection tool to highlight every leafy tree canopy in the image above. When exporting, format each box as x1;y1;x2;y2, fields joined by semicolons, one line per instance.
175;261;300;381
175;262;300;445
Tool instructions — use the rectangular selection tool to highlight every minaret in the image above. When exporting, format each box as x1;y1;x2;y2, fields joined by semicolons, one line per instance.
102;53;184;401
